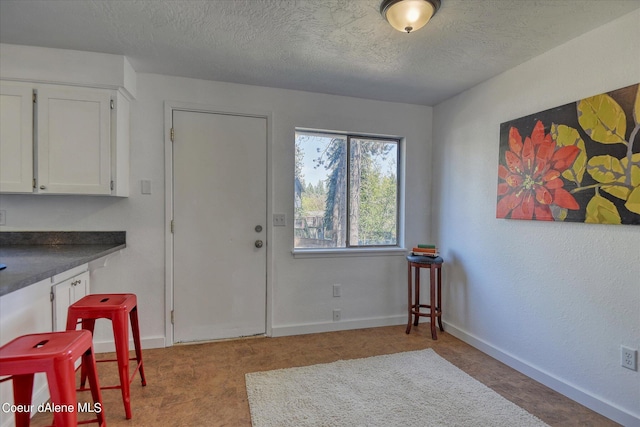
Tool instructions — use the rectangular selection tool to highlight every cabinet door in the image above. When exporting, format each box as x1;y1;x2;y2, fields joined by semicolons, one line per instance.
0;279;53;416
52;270;90;332
0;82;33;193
37;86;111;194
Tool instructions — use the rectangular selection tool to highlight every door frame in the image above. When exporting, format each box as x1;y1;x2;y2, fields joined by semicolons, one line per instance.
164;101;273;346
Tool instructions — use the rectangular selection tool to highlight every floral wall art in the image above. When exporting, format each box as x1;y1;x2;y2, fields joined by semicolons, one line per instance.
496;83;640;225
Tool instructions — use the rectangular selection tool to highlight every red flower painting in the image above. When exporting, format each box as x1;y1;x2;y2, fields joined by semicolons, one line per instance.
497;84;639;225
497;120;580;220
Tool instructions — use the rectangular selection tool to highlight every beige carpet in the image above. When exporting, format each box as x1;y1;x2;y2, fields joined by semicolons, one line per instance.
245;348;549;427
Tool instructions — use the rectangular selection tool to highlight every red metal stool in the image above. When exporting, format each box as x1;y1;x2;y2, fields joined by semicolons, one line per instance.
406;255;444;340
0;330;106;427
66;293;146;419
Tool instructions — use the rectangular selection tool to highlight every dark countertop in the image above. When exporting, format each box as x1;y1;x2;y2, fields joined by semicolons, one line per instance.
0;232;126;297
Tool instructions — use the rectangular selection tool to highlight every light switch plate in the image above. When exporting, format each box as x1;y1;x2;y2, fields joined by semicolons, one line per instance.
333;284;341;297
141;180;152;194
273;213;286;226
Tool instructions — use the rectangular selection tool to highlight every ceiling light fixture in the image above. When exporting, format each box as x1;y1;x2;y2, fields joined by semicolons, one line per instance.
380;0;441;33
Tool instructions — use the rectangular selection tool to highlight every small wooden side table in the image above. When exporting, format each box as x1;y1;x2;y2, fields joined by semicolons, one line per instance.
406;254;444;340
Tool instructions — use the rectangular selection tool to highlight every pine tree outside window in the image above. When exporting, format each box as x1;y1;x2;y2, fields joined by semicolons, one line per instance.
294;130;400;249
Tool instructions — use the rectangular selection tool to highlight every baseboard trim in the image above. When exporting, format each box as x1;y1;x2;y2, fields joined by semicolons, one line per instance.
92;336;166;353
271;315;406;337
444;322;639;427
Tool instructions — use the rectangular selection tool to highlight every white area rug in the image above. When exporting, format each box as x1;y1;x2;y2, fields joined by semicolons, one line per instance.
245;349;549;427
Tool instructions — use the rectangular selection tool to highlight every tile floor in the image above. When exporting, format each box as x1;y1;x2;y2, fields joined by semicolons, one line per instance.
27;325;618;426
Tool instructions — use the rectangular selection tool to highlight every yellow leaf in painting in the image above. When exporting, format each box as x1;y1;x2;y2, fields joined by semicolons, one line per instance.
602;185;630;201
634;85;640;125
551;124;586;184
626;186;640;214
621;154;640;187
587;155;625;184
577;94;626;144
585;194;621;224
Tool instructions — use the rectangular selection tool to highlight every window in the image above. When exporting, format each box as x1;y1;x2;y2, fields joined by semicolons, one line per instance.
294;130;400;249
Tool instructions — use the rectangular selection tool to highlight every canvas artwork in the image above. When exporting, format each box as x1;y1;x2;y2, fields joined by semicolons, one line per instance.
496;83;640;225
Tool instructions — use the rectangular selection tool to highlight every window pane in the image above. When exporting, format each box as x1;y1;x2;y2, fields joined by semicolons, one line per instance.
294;132;347;248
349;139;398;246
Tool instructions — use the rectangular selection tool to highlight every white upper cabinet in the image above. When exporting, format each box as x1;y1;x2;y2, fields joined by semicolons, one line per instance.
37;85;112;195
0;82;33;193
0;81;130;196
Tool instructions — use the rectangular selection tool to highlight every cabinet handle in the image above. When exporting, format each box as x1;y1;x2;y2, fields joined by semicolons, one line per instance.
40;185;46;190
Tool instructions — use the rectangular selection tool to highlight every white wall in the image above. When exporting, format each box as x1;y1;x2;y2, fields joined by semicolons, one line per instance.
143;73;432;337
0;50;433;345
432;10;640;425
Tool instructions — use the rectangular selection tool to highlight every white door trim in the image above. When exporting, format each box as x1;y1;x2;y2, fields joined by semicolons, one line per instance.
164;101;273;346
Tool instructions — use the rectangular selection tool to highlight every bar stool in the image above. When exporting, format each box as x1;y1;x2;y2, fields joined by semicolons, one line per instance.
0;330;106;427
406;255;444;340
66;293;146;419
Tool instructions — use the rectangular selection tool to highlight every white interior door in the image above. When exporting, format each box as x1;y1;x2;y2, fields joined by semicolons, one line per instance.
172;110;267;343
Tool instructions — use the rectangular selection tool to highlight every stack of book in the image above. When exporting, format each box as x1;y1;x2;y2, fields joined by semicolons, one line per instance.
411;244;439;257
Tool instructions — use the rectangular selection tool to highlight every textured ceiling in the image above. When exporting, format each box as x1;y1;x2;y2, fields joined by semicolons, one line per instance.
1;0;638;106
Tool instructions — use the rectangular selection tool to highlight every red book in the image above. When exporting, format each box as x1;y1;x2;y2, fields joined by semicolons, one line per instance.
412;247;437;253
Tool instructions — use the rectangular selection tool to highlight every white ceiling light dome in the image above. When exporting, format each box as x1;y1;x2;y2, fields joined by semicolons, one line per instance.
380;0;441;33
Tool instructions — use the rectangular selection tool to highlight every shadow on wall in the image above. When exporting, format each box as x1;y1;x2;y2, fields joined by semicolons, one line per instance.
442;250;469;327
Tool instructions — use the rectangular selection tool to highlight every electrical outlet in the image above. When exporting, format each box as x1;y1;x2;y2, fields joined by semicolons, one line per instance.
273;213;286;227
0;210;5;225
333;284;341;297
621;346;638;371
333;309;341;321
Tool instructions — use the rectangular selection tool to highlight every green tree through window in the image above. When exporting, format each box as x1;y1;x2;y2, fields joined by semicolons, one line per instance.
294;131;399;249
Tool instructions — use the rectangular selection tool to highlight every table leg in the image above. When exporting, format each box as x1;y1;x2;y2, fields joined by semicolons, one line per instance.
437;266;444;332
413;266;420;326
430;266;437;340
406;262;413;334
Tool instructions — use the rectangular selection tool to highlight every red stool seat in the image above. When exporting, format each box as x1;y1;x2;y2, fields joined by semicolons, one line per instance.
406;255;444;340
66;293;146;419
0;330;106;427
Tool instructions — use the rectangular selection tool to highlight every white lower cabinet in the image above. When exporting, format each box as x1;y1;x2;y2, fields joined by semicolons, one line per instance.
0;279;53;427
0;264;91;427
51;267;90;332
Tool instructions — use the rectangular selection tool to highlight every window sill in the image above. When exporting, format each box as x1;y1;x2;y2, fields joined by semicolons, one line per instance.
292;247;408;259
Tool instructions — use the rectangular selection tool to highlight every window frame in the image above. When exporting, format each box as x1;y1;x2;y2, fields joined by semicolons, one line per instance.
293;129;404;255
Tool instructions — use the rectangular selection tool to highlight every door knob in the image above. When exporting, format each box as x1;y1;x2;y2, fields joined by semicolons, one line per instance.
255;240;263;248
